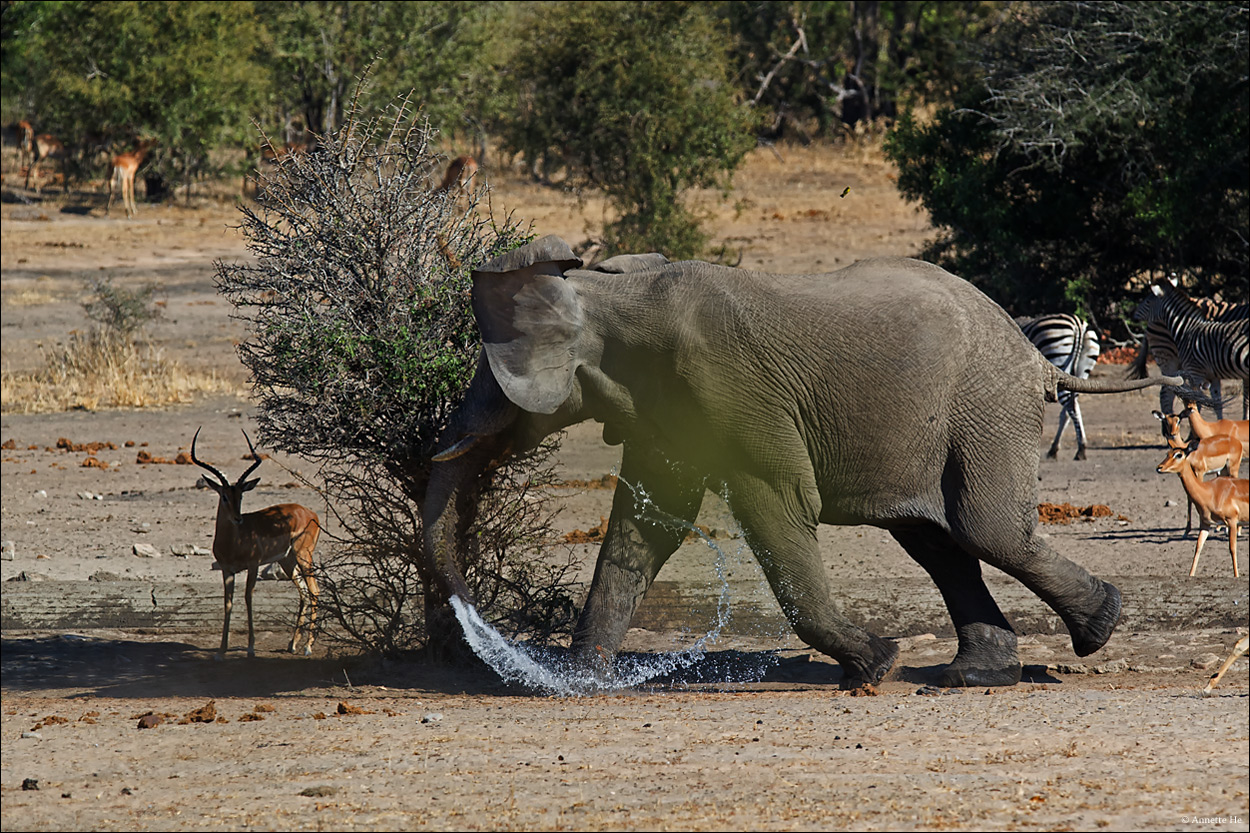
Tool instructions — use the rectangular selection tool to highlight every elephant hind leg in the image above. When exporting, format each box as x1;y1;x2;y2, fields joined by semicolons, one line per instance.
890;526;1021;687
727;474;897;688
963;527;1121;658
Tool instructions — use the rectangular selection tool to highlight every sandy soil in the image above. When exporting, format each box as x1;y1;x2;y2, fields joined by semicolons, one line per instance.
1;143;1247;832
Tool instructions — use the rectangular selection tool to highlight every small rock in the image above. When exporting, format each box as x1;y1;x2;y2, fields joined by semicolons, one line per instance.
33;489;47;498
76;491;103;501
1093;658;1130;674
1191;653;1222;671
20;731;42;740
132;543;161;558
915;685;941;696
89;571;123;582
2;540;14;561
170;544;212;557
421;712;444;724
136;714;162;729
7;571;49;582
299;785;338;797
21;778;39;790
1050;662;1089;675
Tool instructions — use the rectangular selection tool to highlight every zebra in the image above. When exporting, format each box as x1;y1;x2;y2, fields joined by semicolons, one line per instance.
1132;278;1249;420
1127;294;1249;418
1016;313;1101;460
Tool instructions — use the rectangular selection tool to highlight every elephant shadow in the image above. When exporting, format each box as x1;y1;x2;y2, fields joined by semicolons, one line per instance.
631;649;1064;690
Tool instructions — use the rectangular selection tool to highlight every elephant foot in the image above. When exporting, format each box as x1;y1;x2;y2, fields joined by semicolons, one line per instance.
569;642;618;686
838;635;899;690
939;623;1022;688
1067;580;1122;658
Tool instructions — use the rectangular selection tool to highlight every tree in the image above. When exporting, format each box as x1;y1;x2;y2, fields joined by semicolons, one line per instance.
885;1;1249;319
214;100;579;655
254;1;504;155
2;1;270;191
499;1;756;259
723;1;1001;139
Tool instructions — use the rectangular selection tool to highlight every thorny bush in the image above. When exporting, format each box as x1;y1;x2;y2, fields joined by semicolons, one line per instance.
214;100;580;656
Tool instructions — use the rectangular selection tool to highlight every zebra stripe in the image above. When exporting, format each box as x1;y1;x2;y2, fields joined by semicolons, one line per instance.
1016;314;1100;460
1132;280;1249;420
1128;296;1247;416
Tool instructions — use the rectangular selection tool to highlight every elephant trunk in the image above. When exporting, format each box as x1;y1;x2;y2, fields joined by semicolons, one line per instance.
422;451;484;606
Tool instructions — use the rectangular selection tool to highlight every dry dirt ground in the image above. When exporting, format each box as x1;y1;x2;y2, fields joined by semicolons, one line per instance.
1;143;1247;831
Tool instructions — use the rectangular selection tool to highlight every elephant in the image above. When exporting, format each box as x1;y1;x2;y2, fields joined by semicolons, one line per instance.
422;236;1182;689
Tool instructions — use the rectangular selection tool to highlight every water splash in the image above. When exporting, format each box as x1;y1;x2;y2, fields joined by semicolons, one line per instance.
450;475;782;695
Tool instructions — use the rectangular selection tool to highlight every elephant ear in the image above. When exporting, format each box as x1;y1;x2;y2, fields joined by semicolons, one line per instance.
472;236;585;415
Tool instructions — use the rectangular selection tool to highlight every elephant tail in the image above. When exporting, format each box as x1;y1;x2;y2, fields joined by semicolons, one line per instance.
1045;364;1184;403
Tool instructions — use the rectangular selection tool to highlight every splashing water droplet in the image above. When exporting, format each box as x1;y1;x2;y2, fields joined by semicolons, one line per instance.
450;475;784;695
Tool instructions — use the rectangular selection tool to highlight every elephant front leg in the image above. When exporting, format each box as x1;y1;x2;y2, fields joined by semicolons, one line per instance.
891;526;1022;687
726;473;898;689
571;449;705;673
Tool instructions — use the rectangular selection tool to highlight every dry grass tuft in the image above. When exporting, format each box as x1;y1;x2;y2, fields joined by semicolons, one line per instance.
1;331;237;413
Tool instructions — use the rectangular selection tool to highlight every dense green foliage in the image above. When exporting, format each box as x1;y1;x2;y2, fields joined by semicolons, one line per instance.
5;1;1246;313
2;1;267;186
726;1;998;138
885;1;1249;318
499;1;756;258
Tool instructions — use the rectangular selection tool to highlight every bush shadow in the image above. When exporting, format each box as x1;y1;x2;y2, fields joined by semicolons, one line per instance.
0;634;508;699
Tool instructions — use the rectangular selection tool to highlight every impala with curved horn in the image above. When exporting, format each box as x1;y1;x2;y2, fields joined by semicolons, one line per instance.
192;428;321;659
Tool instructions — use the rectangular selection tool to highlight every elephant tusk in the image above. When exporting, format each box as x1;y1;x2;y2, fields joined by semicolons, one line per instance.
432;435;481;462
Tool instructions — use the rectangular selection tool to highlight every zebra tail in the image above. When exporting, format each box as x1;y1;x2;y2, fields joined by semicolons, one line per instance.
1124;336;1150;381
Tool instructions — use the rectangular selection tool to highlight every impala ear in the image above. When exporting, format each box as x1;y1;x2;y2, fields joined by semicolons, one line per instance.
472;236;584;415
241;477;260;492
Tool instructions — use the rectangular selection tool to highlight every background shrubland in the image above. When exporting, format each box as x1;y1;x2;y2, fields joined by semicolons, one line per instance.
5;1;1244;314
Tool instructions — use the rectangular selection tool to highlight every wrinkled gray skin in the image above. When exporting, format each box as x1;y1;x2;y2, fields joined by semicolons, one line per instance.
423;236;1182;688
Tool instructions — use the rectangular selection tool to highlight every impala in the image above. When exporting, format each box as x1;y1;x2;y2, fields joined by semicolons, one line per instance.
192;428;321;659
1179;398;1249;447
432;155;477;196
107;138;158;218
24;131;66;192
16;120;34;170
1156;447;1248;578
1154;409;1246;534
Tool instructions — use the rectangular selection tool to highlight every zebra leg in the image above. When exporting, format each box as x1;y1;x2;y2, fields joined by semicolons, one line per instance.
1046;404;1068;459
1068;393;1089;461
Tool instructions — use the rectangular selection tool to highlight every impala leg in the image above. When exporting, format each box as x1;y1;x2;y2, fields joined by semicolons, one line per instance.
1190;528;1211;577
217;571;235;660
284;554;309;654
1229;520;1240;578
245;566;259;658
301;565;319;657
286;559;303;654
1203;635;1249;695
